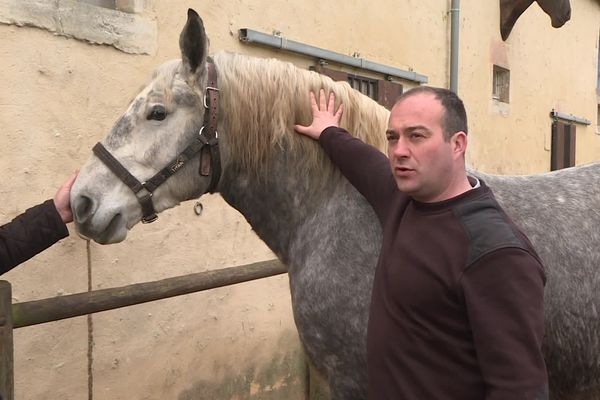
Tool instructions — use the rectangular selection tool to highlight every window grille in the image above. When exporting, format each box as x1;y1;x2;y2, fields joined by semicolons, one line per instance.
348;75;378;99
492;65;510;103
313;65;403;110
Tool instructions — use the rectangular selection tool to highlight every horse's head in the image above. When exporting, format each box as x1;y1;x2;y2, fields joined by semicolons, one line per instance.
536;0;571;28
71;9;216;244
500;0;571;41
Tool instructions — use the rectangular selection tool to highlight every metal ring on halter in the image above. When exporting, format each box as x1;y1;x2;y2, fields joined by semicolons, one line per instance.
194;201;203;216
142;214;158;224
136;183;153;199
198;126;219;140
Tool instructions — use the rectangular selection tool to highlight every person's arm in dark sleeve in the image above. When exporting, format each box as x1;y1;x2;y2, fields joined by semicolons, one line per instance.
0;200;69;274
461;248;548;400
319;126;398;222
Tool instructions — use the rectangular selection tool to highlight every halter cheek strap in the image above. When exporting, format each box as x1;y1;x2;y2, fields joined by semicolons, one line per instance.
200;60;221;193
92;60;221;224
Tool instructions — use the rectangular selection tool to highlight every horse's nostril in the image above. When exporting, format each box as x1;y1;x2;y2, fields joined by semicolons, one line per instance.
74;195;94;224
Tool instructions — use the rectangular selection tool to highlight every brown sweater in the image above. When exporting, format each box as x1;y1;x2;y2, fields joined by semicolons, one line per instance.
320;127;548;400
0;199;69;274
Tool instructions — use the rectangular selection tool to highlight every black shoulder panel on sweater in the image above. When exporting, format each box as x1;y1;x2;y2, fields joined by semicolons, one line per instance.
454;196;526;269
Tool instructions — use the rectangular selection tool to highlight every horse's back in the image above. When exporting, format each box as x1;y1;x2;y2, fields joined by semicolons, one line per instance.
475;163;600;397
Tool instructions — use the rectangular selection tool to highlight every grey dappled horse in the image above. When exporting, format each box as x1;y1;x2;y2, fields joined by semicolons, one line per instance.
71;9;599;400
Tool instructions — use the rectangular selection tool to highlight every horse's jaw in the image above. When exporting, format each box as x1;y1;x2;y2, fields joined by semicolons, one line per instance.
73;196;186;245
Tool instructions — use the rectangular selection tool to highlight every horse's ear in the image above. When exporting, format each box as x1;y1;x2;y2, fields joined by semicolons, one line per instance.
179;8;209;75
500;0;534;41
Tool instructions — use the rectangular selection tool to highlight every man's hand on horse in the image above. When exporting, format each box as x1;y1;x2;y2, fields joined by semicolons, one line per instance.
295;89;343;140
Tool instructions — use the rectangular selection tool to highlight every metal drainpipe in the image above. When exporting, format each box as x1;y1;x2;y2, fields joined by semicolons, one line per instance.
450;0;460;93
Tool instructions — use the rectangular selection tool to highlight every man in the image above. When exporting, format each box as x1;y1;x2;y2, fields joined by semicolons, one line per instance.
295;87;548;399
0;171;77;274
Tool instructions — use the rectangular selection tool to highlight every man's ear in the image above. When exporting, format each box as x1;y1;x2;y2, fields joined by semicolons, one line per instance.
451;131;468;159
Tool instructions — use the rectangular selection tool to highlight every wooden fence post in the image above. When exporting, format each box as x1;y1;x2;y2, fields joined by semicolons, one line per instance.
0;281;13;400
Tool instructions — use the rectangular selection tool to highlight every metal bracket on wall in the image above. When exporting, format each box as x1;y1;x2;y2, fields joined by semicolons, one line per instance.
550;110;591;126
239;28;428;84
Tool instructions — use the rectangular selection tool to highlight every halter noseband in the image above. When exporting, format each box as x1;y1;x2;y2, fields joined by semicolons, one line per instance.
92;60;221;224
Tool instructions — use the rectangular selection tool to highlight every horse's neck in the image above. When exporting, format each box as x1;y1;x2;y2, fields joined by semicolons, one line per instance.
213;52;387;264
219;154;362;265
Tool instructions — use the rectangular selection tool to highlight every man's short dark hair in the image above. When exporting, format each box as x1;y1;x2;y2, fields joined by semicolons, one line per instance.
394;86;468;141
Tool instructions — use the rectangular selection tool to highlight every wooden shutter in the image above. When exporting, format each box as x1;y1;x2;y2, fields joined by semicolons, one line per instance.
377;79;403;110
550;120;576;170
313;65;349;83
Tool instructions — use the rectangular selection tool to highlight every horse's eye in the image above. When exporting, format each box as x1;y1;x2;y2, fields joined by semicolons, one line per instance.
147;105;167;121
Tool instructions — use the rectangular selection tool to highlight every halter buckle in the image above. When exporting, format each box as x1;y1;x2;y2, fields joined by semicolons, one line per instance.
203;86;220;109
137;187;157;223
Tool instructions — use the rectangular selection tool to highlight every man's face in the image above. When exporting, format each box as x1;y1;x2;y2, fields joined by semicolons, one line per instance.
386;93;463;202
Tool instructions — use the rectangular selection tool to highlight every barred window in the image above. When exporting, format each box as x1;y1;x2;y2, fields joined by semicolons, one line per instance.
492;65;510;103
348;75;378;99
313;65;403;110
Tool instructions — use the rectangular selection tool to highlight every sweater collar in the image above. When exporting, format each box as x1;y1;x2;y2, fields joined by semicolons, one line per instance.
411;177;489;212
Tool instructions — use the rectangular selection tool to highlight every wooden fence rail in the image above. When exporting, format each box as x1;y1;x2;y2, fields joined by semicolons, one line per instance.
0;259;287;400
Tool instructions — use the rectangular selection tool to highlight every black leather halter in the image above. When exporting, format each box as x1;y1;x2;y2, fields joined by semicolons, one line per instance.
92;60;221;224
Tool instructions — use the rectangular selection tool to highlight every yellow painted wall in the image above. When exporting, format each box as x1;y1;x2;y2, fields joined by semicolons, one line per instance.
460;0;600;173
0;0;599;399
